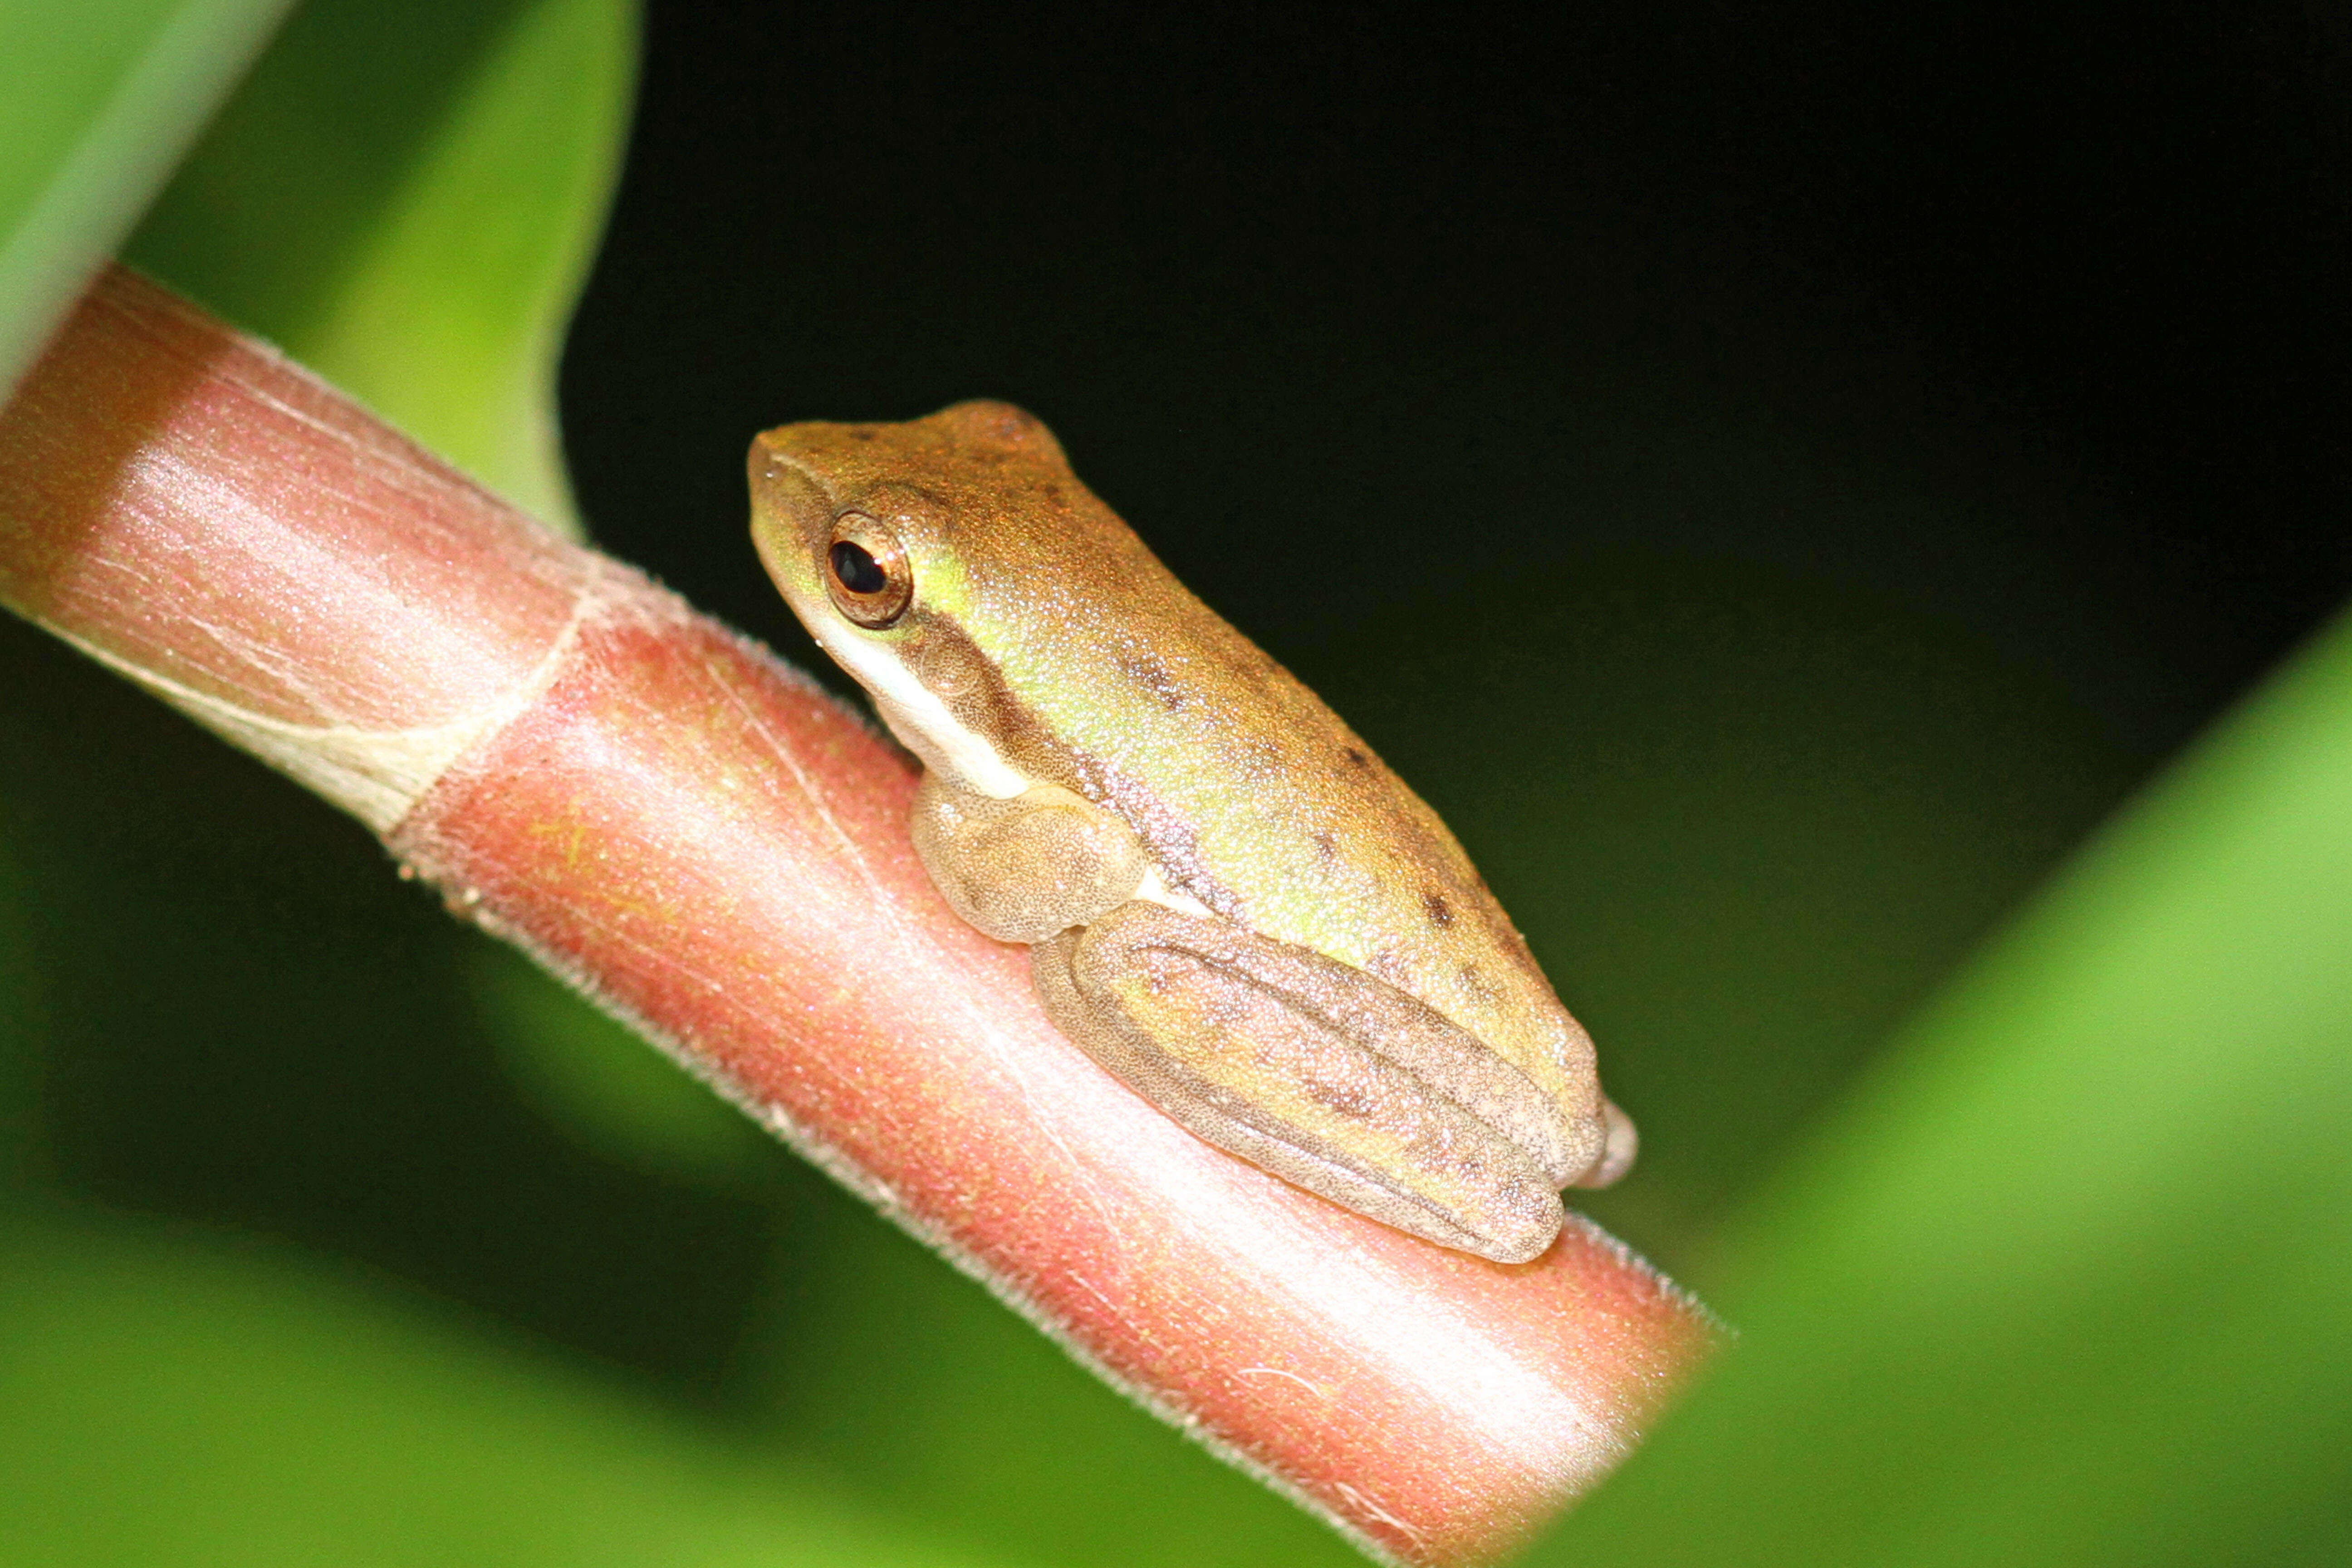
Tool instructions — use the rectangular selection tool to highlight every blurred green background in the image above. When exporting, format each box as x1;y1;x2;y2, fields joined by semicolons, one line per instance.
2;2;2347;1565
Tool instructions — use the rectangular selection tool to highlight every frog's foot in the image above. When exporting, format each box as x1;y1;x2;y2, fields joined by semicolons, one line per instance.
1031;900;1571;1264
1571;1098;1640;1189
909;774;1147;943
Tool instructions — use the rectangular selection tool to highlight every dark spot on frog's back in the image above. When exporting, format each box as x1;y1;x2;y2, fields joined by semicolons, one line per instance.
1310;831;1338;863
1343;746;1371;769
1305;1078;1379;1120
848;428;876;441
1117;650;1187;712
1423;892;1455;929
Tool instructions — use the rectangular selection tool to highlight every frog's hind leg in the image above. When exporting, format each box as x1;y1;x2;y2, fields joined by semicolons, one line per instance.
1031;901;1567;1264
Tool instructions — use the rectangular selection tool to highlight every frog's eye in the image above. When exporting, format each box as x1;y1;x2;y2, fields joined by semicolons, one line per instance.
824;513;912;629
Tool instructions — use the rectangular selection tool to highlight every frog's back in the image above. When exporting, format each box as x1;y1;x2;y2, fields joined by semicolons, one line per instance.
921;408;1599;1123
1035;590;1597;1121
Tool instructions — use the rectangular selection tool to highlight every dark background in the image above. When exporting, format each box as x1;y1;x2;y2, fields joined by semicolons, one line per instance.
4;4;2343;1564
564;0;2347;1248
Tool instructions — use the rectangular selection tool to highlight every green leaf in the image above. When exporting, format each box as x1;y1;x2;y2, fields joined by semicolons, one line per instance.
466;939;779;1186
0;0;294;400
1534;608;2352;1565
123;0;637;534
0;823;40;1190
0;1212;1010;1567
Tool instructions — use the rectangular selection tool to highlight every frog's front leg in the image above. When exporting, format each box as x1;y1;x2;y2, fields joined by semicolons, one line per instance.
908;771;1149;942
1032;902;1573;1264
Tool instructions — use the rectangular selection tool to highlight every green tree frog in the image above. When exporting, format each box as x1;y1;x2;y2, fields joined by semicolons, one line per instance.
749;401;1634;1263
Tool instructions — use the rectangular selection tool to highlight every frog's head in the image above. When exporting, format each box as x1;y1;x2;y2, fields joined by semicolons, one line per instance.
750;399;1066;635
749;400;1176;796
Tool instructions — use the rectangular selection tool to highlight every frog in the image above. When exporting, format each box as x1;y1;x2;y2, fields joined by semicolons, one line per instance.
749;400;1634;1263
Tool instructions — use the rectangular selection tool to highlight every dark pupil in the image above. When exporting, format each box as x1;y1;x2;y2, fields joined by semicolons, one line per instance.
831;540;887;594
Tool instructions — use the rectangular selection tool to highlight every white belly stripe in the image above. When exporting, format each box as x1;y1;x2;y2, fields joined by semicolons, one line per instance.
817;623;1030;799
823;626;1216;919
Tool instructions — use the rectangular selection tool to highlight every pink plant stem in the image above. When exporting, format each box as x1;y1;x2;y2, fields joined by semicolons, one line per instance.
0;267;1712;1566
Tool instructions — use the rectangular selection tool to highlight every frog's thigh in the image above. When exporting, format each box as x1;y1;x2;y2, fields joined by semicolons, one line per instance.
1033;902;1566;1264
910;774;1148;944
